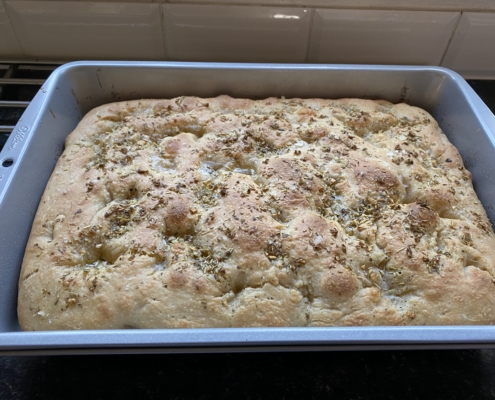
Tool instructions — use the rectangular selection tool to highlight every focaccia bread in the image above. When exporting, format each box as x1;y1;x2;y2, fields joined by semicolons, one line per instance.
18;96;495;330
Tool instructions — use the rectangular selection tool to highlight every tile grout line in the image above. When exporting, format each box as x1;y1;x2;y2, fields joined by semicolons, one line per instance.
8;0;495;13
159;1;495;13
304;8;315;63
439;11;463;67
2;0;495;12
159;4;169;60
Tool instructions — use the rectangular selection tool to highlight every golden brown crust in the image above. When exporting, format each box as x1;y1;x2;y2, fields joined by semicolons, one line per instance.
18;96;495;330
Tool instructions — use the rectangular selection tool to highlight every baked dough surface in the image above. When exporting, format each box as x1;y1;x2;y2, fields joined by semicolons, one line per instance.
18;96;495;330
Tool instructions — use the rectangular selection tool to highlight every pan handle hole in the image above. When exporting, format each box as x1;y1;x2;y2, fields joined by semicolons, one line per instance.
2;159;13;168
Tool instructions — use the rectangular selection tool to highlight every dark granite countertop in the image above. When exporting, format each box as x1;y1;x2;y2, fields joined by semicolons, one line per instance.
0;79;494;400
2;350;495;399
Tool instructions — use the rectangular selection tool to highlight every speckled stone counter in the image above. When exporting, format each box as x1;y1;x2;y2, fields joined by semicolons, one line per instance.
1;350;495;399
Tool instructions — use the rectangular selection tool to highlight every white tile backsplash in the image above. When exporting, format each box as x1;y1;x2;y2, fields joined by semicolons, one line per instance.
0;0;494;79
0;1;23;57
441;12;495;79
162;4;312;63
308;9;460;65
4;1;165;60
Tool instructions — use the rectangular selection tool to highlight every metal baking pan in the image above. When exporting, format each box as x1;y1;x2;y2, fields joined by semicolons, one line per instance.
1;61;495;355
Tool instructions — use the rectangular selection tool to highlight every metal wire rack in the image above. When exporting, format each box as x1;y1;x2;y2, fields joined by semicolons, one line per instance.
0;62;61;151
